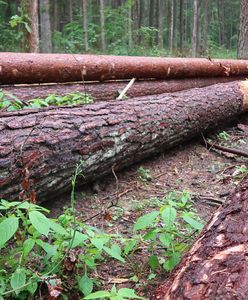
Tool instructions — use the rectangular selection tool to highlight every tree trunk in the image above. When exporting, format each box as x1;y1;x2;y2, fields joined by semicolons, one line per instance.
39;0;52;53
179;0;184;53
157;0;163;49
172;0;177;51
2;53;248;84
2;77;244;102
21;0;39;52
151;170;248;299
99;0;106;51
237;0;248;59
203;0;209;54
1;81;248;202
82;0;89;52
166;0;172;51
191;0;199;57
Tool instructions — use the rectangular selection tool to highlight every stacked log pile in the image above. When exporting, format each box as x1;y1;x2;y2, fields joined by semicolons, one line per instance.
1;53;248;299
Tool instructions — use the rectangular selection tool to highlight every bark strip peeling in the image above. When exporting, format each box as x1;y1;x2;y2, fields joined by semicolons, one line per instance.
1;77;243;102
1;52;248;84
0;81;247;202
151;173;248;300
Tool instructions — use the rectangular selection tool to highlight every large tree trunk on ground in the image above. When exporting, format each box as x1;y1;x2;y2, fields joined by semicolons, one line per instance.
2;53;248;84
0;81;248;202
151;173;248;300
1;77;243;102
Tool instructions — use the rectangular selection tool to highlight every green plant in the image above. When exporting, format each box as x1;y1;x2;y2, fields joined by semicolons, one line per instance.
84;285;145;300
137;167;152;182
0;90;93;111
217;131;231;141
133;190;204;272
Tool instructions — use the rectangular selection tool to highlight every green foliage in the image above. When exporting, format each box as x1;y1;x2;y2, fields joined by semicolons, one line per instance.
133;190;204;272
0;89;93;111
84;285;145;300
137;167;152;182
217;131;231;141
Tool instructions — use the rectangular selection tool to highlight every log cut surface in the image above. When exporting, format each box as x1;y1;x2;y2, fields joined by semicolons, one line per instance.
1;77;243;101
151;174;248;300
0;81;247;202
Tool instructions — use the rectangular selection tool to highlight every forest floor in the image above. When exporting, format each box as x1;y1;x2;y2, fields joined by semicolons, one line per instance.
45;116;248;299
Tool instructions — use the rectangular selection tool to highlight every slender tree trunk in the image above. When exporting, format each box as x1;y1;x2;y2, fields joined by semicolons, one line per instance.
172;0;177;50
100;0;106;51
158;0;163;49
128;3;132;49
167;0;173;53
203;0;209;54
179;0;184;53
39;0;52;53
191;0;199;57
21;0;39;52
218;0;225;46
237;0;248;59
82;0;89;52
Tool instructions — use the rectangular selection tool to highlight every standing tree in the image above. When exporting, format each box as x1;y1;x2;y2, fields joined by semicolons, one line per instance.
21;0;39;52
157;0;163;49
191;0;199;57
100;0;106;51
179;0;184;53
82;0;89;52
39;0;52;53
238;0;248;59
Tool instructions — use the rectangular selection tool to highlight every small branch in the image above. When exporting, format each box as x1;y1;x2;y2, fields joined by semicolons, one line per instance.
201;133;248;158
117;78;136;100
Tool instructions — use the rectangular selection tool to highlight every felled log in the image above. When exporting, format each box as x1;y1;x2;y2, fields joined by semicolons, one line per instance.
1;52;248;84
0;81;248;202
151;174;248;300
1;77;243;102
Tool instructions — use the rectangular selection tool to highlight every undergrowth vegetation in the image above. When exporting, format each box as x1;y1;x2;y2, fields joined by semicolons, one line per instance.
0;160;204;299
0;89;93;111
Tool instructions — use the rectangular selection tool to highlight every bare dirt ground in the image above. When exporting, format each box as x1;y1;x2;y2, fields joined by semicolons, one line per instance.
45;116;248;298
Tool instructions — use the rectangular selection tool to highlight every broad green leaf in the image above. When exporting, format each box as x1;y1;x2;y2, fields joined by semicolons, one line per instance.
134;211;159;231
91;236;109;250
29;211;50;236
10;268;26;294
143;229;159;240
0;278;6;294
118;288;145;299
0;217;18;246
159;233;172;248
103;244;125;263
23;238;35;257
148;255;159;270
84;290;110;299
78;274;93;296
124;239;137;255
26;281;38;295
181;213;204;230
161;206;177;227
70;231;88;248
49;219;68;235
163;252;181;272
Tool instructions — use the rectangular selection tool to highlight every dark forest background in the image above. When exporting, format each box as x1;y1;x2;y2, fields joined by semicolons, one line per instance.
0;0;246;58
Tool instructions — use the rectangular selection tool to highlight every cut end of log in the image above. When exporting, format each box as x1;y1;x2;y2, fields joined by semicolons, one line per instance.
239;80;248;111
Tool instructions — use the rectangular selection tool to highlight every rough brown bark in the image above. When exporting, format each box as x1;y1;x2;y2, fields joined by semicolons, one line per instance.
151;171;248;300
2;53;248;85
1;77;244;102
0;81;248;202
237;0;248;59
21;0;39;52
